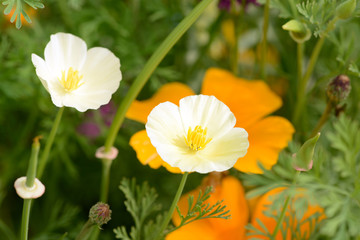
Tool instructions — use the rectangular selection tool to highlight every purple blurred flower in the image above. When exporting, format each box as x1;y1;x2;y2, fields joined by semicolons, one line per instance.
218;0;259;11
99;101;116;126
77;101;116;140
77;122;101;139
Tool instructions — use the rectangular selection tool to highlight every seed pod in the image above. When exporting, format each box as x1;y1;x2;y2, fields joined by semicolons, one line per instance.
326;75;351;104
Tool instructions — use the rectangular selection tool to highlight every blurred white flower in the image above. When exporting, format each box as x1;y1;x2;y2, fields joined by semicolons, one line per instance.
32;32;122;112
146;95;249;173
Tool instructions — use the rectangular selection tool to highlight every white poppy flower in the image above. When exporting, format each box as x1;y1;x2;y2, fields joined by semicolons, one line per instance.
146;95;249;173
31;32;122;112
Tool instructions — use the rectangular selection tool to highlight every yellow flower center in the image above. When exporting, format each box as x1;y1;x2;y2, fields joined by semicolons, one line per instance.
59;67;84;92
184;125;212;151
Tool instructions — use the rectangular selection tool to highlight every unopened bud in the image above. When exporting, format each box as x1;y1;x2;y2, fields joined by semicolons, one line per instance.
89;202;112;227
336;0;356;19
282;20;311;43
293;133;320;172
327;75;351;103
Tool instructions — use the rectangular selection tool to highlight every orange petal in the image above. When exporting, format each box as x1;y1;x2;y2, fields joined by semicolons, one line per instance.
234;116;295;173
249;188;325;240
201;68;282;129
166;219;217;240
126;82;194;124
129;130;182;173
207;176;249;239
170;176;248;240
248;188;285;240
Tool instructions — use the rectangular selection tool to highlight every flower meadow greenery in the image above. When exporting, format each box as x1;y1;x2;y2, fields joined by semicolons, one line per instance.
1;0;360;239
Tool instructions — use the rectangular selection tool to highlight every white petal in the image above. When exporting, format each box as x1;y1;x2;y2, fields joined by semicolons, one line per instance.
67;47;122;112
60;90;115;112
146;102;190;168
198;127;249;173
171;128;249;173
44;33;87;78
179;95;236;140
80;47;122;92
48;91;65;108
31;54;57;92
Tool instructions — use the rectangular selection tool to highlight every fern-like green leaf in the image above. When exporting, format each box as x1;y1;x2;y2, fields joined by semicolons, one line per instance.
168;186;231;234
114;178;162;240
2;0;44;29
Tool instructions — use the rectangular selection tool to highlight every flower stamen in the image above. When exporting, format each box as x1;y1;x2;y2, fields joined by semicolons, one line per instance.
59;67;84;92
184;125;212;151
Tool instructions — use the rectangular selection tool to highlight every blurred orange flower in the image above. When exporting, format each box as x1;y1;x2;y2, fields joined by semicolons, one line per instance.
166;174;249;240
248;187;325;240
3;7;35;27
126;68;295;173
166;182;325;240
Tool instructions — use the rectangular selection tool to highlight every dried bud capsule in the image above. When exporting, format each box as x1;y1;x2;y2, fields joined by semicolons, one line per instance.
326;75;351;103
282;20;311;43
89;202;112;227
336;0;356;20
95;146;118;160
14;177;45;199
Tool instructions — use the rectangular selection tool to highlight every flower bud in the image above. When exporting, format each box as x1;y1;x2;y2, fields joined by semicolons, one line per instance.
293;133;320;171
336;0;356;20
89;202;112;227
282;20;311;43
326;75;351;103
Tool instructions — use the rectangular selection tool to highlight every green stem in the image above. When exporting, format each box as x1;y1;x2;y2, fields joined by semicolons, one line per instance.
293;37;325;125
292;18;338;126
297;42;304;89
38;107;65;179
260;0;270;81
103;0;214;153
271;195;290;239
20;137;42;240
271;171;301;238
289;0;298;17
25;138;40;187
310;101;333;137
20;199;32;240
154;172;189;240
75;220;94;240
100;159;112;202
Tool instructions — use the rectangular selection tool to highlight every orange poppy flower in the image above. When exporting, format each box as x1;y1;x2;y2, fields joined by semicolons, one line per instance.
126;68;294;173
248;187;325;240
166;174;249;240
